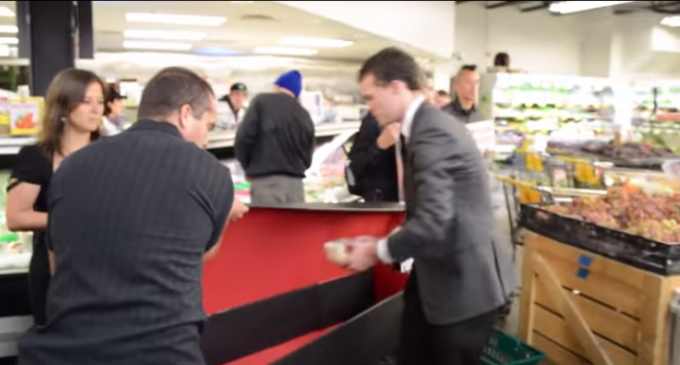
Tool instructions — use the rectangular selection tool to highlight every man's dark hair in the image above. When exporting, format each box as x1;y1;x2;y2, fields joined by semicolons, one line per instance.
494;52;510;67
436;90;449;97
358;47;423;91
138;67;214;121
460;64;477;72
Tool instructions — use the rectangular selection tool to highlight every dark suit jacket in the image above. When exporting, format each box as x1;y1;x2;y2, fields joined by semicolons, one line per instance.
387;104;516;325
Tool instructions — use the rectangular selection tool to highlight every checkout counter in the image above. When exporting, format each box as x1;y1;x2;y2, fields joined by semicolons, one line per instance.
201;202;406;365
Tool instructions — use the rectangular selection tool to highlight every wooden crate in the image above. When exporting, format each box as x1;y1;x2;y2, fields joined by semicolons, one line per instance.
519;231;680;365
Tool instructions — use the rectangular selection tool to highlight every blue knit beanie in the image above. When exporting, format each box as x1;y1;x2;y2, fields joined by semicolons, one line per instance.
274;70;302;98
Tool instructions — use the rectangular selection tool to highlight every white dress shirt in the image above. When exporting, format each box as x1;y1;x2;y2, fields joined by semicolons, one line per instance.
376;96;425;265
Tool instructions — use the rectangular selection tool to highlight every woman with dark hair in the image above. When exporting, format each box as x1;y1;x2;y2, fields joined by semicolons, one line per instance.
5;68;104;325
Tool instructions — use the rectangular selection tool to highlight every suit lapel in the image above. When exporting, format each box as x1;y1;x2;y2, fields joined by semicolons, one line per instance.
403;104;428;213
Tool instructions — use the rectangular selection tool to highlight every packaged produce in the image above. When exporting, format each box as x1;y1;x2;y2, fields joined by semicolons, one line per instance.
9;97;43;136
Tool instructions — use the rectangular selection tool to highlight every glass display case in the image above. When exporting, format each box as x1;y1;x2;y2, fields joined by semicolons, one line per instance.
0;170;31;275
223;131;359;204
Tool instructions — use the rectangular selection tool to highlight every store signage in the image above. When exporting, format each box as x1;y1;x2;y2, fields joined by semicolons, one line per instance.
465;120;496;153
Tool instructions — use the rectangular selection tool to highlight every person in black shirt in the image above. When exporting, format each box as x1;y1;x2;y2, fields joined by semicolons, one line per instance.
6;69;104;326
17;67;245;365
234;70;315;204
346;112;401;202
219;82;247;127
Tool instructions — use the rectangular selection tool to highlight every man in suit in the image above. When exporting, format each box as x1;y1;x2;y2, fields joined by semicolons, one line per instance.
343;47;516;365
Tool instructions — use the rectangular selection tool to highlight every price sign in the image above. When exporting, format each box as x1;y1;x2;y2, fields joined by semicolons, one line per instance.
466;120;496;154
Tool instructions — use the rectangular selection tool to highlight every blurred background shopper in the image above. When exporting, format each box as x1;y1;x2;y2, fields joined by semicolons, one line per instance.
442;64;485;124
102;84;126;135
235;70;315;204
219;82;248;127
17;67;245;365
6;68;104;326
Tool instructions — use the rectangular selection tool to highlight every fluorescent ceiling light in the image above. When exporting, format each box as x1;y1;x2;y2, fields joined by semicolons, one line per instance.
253;46;318;56
124;30;206;41
549;1;635;14
126;12;226;26
0;37;18;45
123;40;193;51
0;25;17;34
0;7;14;18
661;16;680;27
279;37;353;48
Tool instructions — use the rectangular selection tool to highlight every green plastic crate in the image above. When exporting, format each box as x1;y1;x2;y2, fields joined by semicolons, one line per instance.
480;329;546;365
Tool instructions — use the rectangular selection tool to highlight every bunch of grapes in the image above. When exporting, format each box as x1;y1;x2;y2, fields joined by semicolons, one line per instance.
545;186;680;243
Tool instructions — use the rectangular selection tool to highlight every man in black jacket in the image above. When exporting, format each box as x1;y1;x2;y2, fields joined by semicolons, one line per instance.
346;112;401;202
234;70;315;204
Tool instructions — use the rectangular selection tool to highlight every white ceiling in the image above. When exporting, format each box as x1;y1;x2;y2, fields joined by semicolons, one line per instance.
0;1;440;62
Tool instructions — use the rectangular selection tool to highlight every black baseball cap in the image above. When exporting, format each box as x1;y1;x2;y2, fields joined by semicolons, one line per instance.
230;82;247;93
105;86;126;103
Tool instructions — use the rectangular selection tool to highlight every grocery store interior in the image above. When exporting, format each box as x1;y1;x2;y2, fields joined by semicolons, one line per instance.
4;1;680;364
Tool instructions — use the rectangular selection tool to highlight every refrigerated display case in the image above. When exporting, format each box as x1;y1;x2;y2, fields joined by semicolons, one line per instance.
222;131;359;204
480;73;622;150
0;170;31;276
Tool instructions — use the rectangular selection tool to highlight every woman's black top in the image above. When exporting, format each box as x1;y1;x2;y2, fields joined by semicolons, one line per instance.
9;144;53;325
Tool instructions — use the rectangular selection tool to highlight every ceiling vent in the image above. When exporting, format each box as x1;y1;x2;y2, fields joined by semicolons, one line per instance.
240;14;276;21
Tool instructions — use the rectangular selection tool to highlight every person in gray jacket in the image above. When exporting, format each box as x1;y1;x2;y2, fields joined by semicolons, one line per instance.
442;64;486;124
342;48;516;365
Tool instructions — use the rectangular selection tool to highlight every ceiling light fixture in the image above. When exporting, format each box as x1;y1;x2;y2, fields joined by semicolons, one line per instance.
254;46;318;56
122;40;193;51
661;15;680;27
124;30;206;41
125;12;226;26
548;1;635;14
0;37;19;45
0;25;17;34
0;7;14;17
279;37;353;48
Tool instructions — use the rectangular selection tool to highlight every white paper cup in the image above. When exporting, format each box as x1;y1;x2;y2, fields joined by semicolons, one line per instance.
324;240;349;266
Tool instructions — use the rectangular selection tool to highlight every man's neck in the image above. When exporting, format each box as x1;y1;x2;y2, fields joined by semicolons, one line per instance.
458;99;474;110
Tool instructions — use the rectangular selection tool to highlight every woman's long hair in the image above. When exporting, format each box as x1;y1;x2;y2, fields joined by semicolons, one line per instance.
37;68;105;157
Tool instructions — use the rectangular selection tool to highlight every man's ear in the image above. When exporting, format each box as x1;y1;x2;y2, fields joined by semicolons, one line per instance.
178;104;191;129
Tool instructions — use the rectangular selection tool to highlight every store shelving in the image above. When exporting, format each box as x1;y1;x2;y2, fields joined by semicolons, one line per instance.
479;74;621;150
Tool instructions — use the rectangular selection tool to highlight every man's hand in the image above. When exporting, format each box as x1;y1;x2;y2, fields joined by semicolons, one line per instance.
376;123;400;150
344;237;379;271
229;200;249;222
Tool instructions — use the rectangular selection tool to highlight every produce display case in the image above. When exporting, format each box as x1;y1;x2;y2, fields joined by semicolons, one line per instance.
519;231;679;365
517;183;680;364
520;204;680;275
0;170;31;276
479;73;621;145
